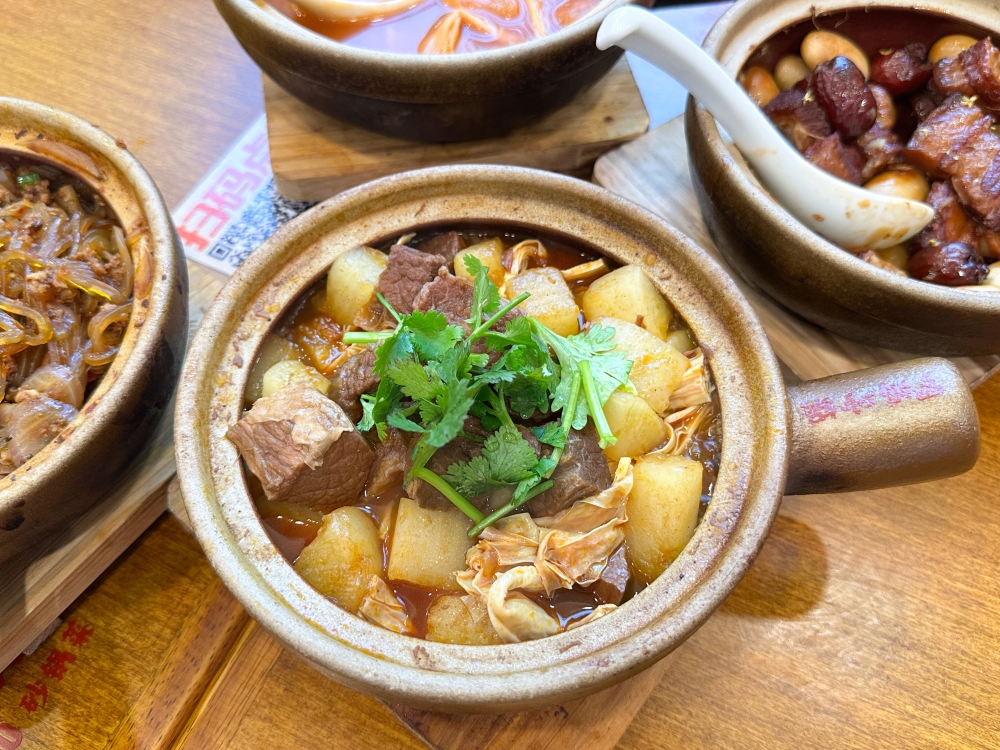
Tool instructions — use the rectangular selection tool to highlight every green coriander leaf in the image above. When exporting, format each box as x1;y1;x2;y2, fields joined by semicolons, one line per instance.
443;424;538;497
386;358;441;401
403;310;464;361
532;422;566;449
373;328;414;376
533;320;631;431
423;376;478;449
466;254;501;327
386;411;426;433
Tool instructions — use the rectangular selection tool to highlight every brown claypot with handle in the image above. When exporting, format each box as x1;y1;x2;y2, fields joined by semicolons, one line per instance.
174;165;978;712
685;0;1000;356
0;97;188;565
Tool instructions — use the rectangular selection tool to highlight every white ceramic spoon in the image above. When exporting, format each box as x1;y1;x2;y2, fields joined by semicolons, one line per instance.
597;6;934;251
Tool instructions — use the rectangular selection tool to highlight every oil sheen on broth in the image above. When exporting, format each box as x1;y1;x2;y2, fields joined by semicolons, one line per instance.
268;0;604;54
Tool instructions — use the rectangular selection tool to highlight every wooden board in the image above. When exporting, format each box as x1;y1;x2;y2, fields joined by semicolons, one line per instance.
265;57;650;202
593;116;1000;387
0;260;227;675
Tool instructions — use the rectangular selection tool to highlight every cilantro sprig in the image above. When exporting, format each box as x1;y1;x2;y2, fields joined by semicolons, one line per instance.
342;254;632;535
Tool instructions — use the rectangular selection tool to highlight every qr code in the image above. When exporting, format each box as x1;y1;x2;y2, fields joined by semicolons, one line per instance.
207;180;315;269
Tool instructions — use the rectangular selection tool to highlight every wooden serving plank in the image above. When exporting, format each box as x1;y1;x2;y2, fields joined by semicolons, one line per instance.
265;57;650;202
0;261;227;674
593;116;1000;387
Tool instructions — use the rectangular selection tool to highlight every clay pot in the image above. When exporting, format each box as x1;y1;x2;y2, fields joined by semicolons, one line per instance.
174;165;977;711
213;0;645;142
685;0;1000;356
0;97;188;566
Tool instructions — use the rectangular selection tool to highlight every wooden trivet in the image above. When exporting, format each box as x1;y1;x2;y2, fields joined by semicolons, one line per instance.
264;57;650;202
0;262;228;673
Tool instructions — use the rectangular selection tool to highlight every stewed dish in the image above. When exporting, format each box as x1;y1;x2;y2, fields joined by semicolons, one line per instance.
272;0;610;54
229;227;719;643
743;26;1000;289
177;166;980;709
0;155;134;474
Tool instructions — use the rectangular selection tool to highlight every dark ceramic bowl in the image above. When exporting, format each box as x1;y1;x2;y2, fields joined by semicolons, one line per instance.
0;98;188;565
685;0;1000;356
176;165;977;711
215;0;645;142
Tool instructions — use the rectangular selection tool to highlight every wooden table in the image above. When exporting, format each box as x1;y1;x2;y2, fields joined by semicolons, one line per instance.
3;2;1000;747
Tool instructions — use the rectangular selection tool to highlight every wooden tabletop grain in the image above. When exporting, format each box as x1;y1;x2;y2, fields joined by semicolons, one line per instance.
2;1;1000;748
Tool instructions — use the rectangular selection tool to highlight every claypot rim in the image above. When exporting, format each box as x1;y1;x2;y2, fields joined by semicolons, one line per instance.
0;96;183;506
220;0;636;69
691;0;1000;317
175;164;789;710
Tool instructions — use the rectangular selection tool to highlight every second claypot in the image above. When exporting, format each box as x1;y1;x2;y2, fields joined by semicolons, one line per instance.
175;166;978;711
685;0;1000;356
214;0;645;142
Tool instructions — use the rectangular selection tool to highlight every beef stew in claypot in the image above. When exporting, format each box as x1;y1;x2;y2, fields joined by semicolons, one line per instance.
227;227;720;644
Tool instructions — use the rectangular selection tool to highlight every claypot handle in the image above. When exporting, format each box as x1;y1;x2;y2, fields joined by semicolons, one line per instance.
785;358;979;495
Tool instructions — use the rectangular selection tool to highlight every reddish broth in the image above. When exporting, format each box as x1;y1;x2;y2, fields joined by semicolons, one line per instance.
268;0;603;54
247;225;723;635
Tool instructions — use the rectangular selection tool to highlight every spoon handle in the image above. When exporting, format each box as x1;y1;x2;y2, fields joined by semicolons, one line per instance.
596;7;794;163
596;6;934;251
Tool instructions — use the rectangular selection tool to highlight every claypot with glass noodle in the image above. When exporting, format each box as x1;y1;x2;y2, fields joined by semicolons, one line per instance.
176;166;980;710
213;0;645;141
0;97;187;564
686;0;1000;355
0;155;134;475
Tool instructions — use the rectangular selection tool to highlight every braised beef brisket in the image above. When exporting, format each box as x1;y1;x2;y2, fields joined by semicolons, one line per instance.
525;424;612;518
416;231;466;264
377;245;447;314
227;381;374;512
328;345;379;422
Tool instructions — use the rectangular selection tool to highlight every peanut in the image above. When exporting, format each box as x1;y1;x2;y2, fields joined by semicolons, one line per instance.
928;34;978;64
863;167;929;202
875;244;909;273
870;84;897;128
742;66;780;106
801;30;870;79
774;54;810;90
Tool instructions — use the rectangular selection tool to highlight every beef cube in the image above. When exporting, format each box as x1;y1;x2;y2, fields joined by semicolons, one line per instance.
934;56;974;97
227;380;374;512
857;125;903;181
365;426;411;497
417;231;466;264
526;424;612;518
406;417;489;511
910;181;980;255
952;124;1000;230
812;56;876;138
871;43;931;96
803;134;864;184
377;245;446;315
329;345;379;422
412;269;523;334
412;269;475;329
764;87;833;151
960;37;1000;109
908;241;988;286
407;437;486;511
591;545;631;605
904;94;987;178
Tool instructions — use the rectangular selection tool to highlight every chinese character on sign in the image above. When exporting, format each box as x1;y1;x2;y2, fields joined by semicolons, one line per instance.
39;650;76;681
62;619;95;648
19;680;47;713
